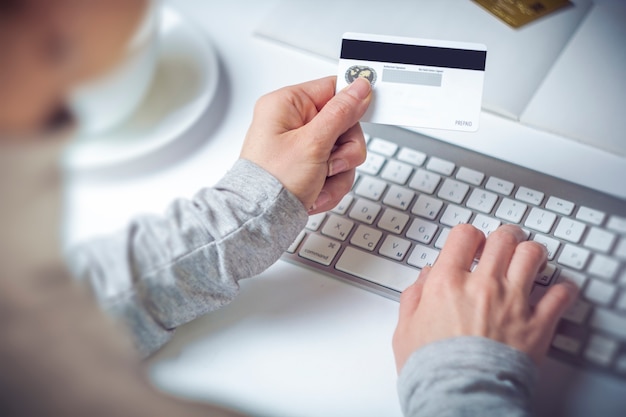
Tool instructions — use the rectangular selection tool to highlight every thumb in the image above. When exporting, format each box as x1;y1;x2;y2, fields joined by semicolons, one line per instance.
398;266;431;321
303;77;372;147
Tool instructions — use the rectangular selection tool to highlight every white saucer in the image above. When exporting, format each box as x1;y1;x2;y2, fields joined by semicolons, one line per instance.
63;5;219;171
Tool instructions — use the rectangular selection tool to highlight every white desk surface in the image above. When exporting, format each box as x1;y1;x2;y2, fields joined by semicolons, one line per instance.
62;1;626;417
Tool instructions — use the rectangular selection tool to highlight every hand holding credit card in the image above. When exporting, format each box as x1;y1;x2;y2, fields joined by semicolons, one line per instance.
337;32;487;132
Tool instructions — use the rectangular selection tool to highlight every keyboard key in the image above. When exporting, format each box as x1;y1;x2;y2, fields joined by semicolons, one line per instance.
287;231;306;253
349;199;382;224
368;137;398;156
465;188;498;214
615;238;626;260
590;308;626;341
535;263;556;286
455;167;485;185
299;234;341;266
557;244;590;270
380;160;413;185
495;198;528;224
336;247;418;292
448;167;485;185
331;194;353;215
437;179;470;204
583;227;616;253
397;147;426;167
616;292;626;311
587;254;619;280
515;186;544;206
576;206;606;225
557;268;588;289
358;152;386;175
440;204;472;227
584;279;617;306
408;169;441;194
411;194;443;220
607;215;626;234
533;234;560;260
350;225;382;251
434;228;451;249
552;334;582;355
561;299;592;324
584;334;618;366
354;176;387;200
524;207;557;233
379;235;411;261
426;157;455;176
455;166;484;186
306;213;326;231
485;176;514;196
554;218;586;243
378;208;410;234
406;218;439;244
382;185;415;211
545;196;575;216
321;214;354;241
471;214;501;237
407;245;440;268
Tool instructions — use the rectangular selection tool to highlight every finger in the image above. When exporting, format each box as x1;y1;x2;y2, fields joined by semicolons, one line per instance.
328;123;367;177
252;76;338;130
474;224;527;278
307;169;355;214
436;224;485;273
531;281;579;358
302;77;371;150
534;281;578;324
398;267;431;321
285;76;338;113
506;240;548;295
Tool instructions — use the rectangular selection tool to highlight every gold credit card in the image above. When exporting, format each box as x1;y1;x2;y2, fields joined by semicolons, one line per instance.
473;0;571;28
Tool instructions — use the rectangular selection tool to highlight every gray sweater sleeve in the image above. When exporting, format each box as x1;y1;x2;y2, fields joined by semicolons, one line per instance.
68;159;309;357
397;336;538;417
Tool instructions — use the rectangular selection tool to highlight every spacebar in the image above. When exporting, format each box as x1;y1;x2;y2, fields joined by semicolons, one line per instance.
335;247;419;292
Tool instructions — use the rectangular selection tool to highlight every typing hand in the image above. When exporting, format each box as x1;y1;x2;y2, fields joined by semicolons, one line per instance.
393;224;579;372
240;76;371;214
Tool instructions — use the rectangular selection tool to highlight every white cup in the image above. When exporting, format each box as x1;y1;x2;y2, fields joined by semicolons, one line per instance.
68;0;161;135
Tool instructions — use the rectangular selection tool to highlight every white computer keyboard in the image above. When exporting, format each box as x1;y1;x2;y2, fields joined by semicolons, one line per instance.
282;124;626;379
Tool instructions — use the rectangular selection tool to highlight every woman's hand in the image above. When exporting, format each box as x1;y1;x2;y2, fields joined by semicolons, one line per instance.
393;224;579;372
240;76;371;213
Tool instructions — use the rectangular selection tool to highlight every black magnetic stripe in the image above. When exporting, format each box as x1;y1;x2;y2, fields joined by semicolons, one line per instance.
341;39;486;71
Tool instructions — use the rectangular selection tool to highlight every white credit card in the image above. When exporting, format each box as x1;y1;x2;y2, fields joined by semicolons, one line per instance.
337;32;487;132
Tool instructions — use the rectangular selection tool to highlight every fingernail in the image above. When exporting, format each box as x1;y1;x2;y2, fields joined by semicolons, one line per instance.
502;224;527;241
532;240;549;257
309;191;330;213
345;77;371;100
329;159;348;176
